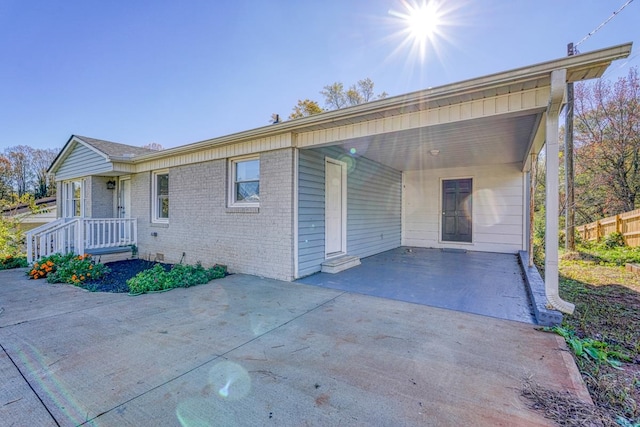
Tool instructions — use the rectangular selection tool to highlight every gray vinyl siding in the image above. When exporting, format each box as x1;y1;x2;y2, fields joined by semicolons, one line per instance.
55;143;112;181
297;147;402;277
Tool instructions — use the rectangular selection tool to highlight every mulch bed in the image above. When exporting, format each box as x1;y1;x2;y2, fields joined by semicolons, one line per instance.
82;259;172;293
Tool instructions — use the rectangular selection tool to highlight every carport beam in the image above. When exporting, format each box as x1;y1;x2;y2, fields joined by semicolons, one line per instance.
544;69;575;314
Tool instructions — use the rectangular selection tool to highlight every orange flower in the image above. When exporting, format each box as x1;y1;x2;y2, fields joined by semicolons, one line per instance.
80;275;85;281
87;273;91;277
46;260;54;266
71;275;77;281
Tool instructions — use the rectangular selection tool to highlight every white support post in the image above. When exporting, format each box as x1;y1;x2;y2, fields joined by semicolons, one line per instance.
545;69;575;314
76;219;85;256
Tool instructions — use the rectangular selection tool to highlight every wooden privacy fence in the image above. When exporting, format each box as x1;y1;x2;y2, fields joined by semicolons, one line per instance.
577;208;640;247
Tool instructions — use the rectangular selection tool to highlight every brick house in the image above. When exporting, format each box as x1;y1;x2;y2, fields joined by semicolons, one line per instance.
34;43;632;314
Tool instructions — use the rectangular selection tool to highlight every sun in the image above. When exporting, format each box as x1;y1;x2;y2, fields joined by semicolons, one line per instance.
405;1;442;41
389;0;448;61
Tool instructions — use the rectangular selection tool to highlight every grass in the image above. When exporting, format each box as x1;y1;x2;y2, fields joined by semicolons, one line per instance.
546;243;640;425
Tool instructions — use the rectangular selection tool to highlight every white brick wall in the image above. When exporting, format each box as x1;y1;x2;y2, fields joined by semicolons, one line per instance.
131;149;295;281
89;176;115;218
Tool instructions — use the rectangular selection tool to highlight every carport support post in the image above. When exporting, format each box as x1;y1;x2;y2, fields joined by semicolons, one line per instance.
545;69;575;314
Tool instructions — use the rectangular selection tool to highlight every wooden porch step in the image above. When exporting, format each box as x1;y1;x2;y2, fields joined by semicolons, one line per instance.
321;255;361;274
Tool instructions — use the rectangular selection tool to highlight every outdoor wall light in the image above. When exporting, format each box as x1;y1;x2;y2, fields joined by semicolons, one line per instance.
106;180;116;190
429;149;440;156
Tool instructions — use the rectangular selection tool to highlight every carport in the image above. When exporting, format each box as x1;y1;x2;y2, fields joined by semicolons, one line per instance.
297;247;536;324
292;43;632;318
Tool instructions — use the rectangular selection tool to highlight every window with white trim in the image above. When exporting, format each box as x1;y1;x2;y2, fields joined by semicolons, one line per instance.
229;157;260;206
152;171;169;222
62;179;85;217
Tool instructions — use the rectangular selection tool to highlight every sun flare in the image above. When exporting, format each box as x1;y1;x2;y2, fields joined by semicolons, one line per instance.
389;0;450;62
405;2;442;40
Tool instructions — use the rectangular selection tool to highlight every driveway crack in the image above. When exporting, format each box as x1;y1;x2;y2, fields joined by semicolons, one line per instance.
0;341;61;426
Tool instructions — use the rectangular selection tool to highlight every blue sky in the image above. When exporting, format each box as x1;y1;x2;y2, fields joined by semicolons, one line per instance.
1;0;638;151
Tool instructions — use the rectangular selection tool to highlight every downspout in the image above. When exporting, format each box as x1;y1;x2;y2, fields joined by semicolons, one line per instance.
545;69;575;314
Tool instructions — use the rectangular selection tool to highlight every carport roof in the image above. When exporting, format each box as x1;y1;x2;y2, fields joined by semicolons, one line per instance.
49;43;632;175
131;42;631;172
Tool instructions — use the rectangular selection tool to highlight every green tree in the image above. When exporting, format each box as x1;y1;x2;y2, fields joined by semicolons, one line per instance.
0;194;38;256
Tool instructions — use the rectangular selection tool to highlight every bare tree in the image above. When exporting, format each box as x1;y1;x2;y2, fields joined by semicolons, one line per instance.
142;142;164;151
320;78;387;110
573;67;640;217
0;156;11;200
5;146;32;197
32;148;58;198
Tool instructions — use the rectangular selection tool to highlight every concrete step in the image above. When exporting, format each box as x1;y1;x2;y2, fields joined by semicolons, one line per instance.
321;255;361;274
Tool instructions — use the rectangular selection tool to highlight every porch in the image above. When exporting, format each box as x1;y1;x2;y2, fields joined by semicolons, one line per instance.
297;247;539;324
26;217;137;263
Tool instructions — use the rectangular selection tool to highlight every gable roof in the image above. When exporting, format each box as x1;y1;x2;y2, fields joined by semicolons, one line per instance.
74;135;156;158
48;135;156;175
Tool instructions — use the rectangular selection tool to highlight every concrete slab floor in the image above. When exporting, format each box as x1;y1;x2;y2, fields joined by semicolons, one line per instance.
0;268;589;426
297;247;537;324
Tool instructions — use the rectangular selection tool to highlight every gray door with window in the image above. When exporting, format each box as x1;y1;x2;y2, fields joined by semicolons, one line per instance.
442;178;472;242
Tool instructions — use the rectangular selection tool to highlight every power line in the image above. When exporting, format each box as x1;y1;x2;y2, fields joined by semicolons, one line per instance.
573;0;635;54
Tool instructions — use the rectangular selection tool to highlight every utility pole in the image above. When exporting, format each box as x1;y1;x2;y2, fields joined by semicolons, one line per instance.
565;42;575;251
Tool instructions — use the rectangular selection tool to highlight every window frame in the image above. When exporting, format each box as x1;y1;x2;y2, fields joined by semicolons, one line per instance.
62;179;85;218
228;156;260;207
152;170;169;223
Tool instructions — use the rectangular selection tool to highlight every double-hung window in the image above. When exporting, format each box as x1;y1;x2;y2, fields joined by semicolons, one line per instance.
152;171;169;223
62;180;85;217
229;157;259;207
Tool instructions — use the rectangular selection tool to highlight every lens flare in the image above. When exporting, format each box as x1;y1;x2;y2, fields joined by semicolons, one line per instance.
208;361;251;401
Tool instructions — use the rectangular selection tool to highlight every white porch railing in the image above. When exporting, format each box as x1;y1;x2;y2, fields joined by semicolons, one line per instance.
26;218;137;263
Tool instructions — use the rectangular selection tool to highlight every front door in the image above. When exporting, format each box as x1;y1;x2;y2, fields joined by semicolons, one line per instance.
325;158;347;257
117;178;132;243
118;178;131;219
442;178;472;243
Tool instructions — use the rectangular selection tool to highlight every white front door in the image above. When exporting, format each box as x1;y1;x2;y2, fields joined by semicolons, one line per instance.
118;178;131;219
325;158;346;257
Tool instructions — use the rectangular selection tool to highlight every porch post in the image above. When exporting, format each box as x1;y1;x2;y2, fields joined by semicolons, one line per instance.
545;69;575;314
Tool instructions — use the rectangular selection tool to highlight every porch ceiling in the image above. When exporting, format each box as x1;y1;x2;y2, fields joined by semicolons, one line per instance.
325;111;543;172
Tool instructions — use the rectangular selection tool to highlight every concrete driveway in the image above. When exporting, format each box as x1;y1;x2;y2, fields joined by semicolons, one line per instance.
1;268;589;426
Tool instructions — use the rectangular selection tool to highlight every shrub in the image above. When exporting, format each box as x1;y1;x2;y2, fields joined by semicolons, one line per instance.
0;254;28;270
126;264;169;294
47;254;110;285
127;262;227;294
28;253;73;280
602;231;625;249
28;253;110;285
